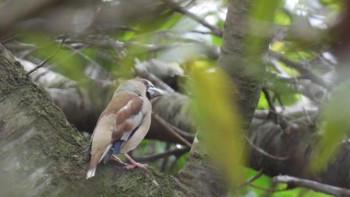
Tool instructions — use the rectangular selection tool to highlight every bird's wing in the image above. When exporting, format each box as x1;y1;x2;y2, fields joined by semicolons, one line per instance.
111;95;145;142
118;97;151;153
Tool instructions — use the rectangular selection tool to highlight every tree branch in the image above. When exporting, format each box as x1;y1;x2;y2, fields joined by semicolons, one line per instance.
269;50;330;89
274;175;350;196
133;147;190;162
161;0;223;37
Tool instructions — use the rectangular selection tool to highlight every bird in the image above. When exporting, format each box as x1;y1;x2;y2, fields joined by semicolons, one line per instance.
86;78;164;179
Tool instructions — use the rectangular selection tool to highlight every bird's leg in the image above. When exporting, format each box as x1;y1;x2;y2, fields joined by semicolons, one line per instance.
111;155;128;166
124;153;148;170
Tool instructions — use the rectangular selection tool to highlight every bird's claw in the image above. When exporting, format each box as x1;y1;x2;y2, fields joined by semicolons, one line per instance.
111;155;129;166
124;163;148;170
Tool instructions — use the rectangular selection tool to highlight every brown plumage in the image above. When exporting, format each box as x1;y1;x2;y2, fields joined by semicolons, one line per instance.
86;78;163;179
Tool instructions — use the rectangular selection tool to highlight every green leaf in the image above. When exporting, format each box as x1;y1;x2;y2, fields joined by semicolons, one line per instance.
310;82;350;171
21;32;88;84
257;92;269;109
274;9;292;25
212;35;222;46
190;66;245;185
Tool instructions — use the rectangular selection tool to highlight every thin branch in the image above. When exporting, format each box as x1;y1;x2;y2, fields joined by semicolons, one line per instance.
133;147;190;162
269;50;329;89
246;136;289;161
248;183;289;193
246;169;264;184
262;87;280;124
188;30;218;35
239;169;264;187
153;112;192;147
63;42;105;70
161;0;223;37
161;143;171;172
26;36;66;76
166;121;195;140
135;59;176;94
262;87;276;113
274;175;350;196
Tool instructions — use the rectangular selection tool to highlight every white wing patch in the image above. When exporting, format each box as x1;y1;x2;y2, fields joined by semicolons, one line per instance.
118;100;144;141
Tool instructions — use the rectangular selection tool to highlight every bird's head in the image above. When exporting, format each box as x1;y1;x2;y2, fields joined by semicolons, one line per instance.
115;78;164;99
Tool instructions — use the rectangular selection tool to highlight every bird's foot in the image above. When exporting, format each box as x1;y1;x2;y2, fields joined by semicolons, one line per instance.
111;155;129;166
124;162;148;170
124;153;148;170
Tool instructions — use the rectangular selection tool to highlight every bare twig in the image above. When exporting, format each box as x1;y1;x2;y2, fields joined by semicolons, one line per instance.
26;36;66;76
246;136;289;161
161;143;171;172
269;50;329;89
248;183;288;193
133;147;190;162
239;169;264;187
188;30;217;35
262;87;276;113
166;122;195;140
274;175;350;196
246;169;264;184
153;112;192;147
135;60;176;93
161;0;223;37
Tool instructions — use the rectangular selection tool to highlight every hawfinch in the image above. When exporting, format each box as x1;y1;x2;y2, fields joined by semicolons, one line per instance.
86;78;163;179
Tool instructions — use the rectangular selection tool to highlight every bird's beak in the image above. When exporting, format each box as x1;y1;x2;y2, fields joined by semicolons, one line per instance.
147;87;164;99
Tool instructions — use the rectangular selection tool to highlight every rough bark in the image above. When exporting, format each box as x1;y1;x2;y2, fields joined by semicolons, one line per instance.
219;0;265;128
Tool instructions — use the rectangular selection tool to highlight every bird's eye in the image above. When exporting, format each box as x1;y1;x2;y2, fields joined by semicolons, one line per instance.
143;80;149;86
143;80;155;89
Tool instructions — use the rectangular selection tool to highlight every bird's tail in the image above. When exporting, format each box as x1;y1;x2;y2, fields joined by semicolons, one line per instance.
86;156;99;179
86;168;96;179
86;151;103;179
103;141;123;164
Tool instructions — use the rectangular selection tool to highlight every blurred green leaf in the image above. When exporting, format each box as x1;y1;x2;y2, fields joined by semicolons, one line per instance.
257;92;269;109
243;0;282;78
159;13;183;30
310;82;350;171
212;34;222;46
21;32;88;84
274;9;292;25
319;0;343;10
190;65;245;185
119;29;137;41
169;152;189;173
249;0;282;22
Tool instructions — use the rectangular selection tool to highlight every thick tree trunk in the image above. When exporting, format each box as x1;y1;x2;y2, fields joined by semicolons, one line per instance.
174;0;265;196
219;0;265;128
